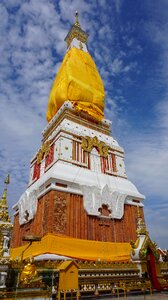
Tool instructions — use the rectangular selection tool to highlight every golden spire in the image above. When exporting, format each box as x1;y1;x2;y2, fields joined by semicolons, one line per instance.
64;11;89;48
0;175;11;222
1;188;7;206
74;11;80;27
4;174;10;185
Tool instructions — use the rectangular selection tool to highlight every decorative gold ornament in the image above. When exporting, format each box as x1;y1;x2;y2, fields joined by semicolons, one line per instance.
0;223;13;230
130;206;160;261
64;12;89;48
75;11;80;27
136;206;147;236
65;27;88;48
4;174;10;185
0;177;13;266
130;238;140;255
0;188;7;206
0;188;11;222
139;237;159;261
19;258;39;285
81;136;109;157
37;141;50;164
0;232;4;257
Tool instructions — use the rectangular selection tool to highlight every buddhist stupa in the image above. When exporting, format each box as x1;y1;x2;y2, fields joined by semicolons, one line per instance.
11;13;145;262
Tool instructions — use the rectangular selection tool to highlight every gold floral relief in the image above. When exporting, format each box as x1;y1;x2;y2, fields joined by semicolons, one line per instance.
81;136;109;158
0;232;4;257
37;141;50;164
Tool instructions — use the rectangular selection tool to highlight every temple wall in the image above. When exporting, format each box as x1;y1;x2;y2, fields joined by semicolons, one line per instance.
11;190;144;247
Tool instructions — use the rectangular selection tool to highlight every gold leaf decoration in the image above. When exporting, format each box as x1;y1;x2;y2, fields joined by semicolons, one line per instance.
37;141;50;164
81;136;109;158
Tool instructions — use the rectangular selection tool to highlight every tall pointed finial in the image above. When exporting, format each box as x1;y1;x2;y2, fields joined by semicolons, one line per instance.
1;174;10;206
4;174;10;185
75;11;80;27
0;175;11;222
64;12;89;49
0;176;13;260
0;188;10;222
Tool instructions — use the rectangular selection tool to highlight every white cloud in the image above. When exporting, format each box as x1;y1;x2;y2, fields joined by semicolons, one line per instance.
0;3;8;30
0;0;101;208
114;0;123;13
110;57;137;75
145;206;168;249
119;96;168;247
125;132;168;199
0;1;64;205
157;99;168;130
111;57;123;74
98;24;113;40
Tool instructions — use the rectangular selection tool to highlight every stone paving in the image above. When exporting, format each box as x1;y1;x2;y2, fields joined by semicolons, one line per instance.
81;291;168;300
3;292;168;299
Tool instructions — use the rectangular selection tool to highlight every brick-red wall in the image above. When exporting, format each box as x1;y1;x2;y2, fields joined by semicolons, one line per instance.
11;190;144;247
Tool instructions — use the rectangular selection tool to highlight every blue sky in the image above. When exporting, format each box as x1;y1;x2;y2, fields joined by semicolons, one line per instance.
0;0;168;248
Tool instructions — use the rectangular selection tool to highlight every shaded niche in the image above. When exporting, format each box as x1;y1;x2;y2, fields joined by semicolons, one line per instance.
98;204;111;217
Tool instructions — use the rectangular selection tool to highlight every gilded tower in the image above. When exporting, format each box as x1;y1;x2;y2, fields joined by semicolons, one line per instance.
0;176;13;288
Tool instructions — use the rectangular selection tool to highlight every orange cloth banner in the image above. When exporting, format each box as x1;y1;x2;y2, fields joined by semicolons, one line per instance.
10;234;131;262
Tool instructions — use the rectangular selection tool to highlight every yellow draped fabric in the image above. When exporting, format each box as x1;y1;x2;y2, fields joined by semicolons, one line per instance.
46;48;105;122
10;234;131;262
